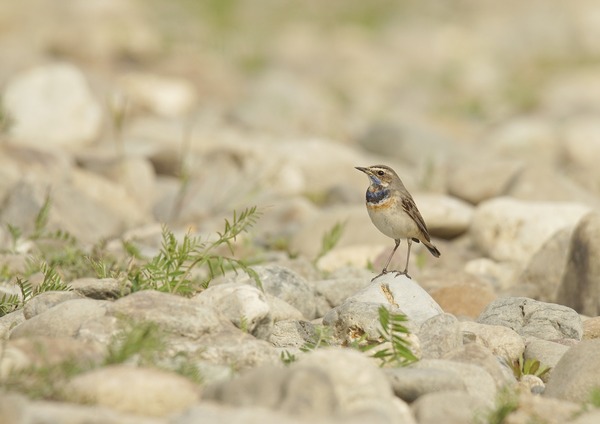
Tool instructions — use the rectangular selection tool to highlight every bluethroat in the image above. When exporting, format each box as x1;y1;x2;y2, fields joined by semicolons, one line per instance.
356;165;440;280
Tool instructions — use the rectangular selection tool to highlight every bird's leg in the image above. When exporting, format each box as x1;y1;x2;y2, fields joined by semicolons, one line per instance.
372;239;401;281
394;239;412;279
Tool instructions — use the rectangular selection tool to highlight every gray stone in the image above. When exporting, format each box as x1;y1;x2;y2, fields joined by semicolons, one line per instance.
70;278;130;300
413;359;497;405
10;298;110;339
444;343;517;389
2;63;102;147
265;294;304;322
460;321;525;364
411;390;489;424
516;227;572;302
173;403;315;424
204;348;413;422
310;278;372;309
544;339;600;403
65;365;200;417
108;290;233;339
197;331;280;371
524;338;570;371
448;158;524;205
557;212;600;316
193;283;273;339
269;320;318;348
418;313;462;359
22;290;86;319
384;367;466;402
470;197;589;264
0;309;25;340
227;265;317;319
477;297;583;341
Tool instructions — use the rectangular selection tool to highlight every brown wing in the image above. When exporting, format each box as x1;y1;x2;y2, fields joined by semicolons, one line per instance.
401;195;431;242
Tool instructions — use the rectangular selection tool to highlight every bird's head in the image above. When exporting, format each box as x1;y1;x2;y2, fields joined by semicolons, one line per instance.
355;165;399;188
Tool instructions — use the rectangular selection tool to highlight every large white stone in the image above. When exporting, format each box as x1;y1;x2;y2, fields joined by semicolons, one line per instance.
345;273;444;327
3;63;102;148
470;197;590;264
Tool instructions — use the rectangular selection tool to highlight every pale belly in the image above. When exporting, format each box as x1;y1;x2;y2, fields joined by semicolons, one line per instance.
367;201;420;240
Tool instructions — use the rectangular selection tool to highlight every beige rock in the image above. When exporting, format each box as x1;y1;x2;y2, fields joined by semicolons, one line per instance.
3;63;102;147
470;197;590;264
583;316;600;340
430;278;497;319
412;194;474;238
119;73;197;117
65;365;200;417
460;321;525;364
448;159;524;205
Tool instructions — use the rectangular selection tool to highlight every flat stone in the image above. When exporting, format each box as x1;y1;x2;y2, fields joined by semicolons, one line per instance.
384;367;466;402
544;339;600;403
477;297;583;341
65;365;200;417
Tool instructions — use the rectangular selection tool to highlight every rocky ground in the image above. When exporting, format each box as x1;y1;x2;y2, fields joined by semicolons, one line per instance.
2;0;600;423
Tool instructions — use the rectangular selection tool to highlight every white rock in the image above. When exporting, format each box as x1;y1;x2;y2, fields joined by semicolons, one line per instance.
316;244;383;273
413;194;474;238
345;274;444;327
119;73;197;117
3;63;102;148
470;197;590;264
193;283;272;339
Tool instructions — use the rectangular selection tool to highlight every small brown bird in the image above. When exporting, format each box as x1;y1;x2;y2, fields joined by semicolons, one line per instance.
356;165;440;280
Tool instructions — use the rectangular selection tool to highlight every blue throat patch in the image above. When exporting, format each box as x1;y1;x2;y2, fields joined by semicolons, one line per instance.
366;187;389;204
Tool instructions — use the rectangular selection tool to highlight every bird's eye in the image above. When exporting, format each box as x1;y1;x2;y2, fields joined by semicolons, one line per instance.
377;170;385;176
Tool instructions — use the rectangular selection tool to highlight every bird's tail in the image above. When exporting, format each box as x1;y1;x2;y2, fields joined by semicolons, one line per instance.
423;240;441;258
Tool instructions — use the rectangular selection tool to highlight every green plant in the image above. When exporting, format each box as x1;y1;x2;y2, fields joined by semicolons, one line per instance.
280;350;298;365
365;306;417;367
129;207;262;295
314;221;346;264
0;262;71;317
300;325;332;352
104;321;165;366
510;353;551;381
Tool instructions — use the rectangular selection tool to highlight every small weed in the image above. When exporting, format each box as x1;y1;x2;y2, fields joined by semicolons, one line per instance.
129;207;262;295
104;321;165;366
0;353;94;401
510;353;551;381
300;325;333;352
362;306;417;367
314;221;346;264
280;350;298;365
588;387;600;408
0;264;70;318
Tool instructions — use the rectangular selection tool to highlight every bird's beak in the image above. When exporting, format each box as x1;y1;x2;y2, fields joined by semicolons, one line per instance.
355;166;368;174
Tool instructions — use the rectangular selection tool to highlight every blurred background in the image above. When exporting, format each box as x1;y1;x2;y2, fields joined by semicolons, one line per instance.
1;0;600;273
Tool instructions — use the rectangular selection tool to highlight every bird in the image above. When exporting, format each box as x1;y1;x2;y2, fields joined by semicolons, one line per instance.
355;165;440;280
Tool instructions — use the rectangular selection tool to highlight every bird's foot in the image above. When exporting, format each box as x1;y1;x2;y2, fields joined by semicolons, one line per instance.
393;270;412;279
371;269;389;281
